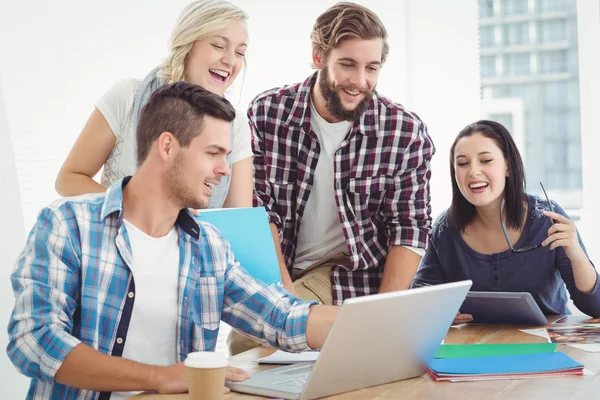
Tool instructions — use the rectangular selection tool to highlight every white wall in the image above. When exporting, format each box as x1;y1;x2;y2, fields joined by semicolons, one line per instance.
400;0;481;218
231;0;411;109
576;0;600;264
0;0;192;232
0;78;29;398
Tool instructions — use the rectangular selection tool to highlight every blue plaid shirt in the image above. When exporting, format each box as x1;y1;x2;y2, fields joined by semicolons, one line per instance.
7;177;314;400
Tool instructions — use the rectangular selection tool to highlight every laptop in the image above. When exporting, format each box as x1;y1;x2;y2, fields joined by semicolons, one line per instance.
227;280;472;400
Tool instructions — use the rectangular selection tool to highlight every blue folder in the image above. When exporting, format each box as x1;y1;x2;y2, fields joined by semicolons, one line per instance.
429;352;582;375
196;207;282;285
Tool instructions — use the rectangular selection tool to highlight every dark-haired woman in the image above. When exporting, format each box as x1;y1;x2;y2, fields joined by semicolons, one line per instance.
412;120;600;321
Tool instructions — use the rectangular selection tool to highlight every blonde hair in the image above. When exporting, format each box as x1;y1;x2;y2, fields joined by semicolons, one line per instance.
158;0;248;83
311;2;389;63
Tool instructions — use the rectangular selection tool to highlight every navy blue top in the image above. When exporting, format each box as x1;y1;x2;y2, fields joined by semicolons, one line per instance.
412;194;600;317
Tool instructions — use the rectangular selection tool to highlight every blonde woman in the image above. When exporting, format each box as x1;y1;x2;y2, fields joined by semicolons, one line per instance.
55;0;252;208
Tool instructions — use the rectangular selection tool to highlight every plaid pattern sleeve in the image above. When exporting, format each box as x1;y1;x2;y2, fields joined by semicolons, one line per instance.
382;116;434;248
212;226;315;352
248;96;287;230
248;74;435;304
7;207;82;382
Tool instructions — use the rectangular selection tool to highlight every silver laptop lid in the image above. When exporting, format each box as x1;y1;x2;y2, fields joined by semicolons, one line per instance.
300;280;472;400
227;280;472;400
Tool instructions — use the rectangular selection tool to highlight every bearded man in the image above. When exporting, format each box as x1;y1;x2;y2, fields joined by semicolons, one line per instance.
228;2;435;355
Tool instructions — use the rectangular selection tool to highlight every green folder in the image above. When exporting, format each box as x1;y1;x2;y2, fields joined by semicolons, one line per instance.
434;343;557;359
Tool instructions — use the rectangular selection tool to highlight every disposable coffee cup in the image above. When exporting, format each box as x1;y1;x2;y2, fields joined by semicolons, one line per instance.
185;351;228;400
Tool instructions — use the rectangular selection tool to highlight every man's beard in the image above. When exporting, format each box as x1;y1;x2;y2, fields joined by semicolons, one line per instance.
318;67;373;122
165;152;208;210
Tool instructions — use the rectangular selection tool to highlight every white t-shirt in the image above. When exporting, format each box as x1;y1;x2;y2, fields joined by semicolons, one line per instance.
110;221;180;400
294;102;426;270
95;79;252;207
294;102;352;270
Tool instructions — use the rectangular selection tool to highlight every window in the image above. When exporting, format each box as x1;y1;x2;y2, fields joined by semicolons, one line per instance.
544;112;570;139
545;164;581;190
567;142;582;169
503;23;529;46
480;26;496;48
503;0;529;16
504;53;530;76
538;19;567;43
539;50;568;73
489;85;510;98
536;0;574;14
480;55;497;77
484;83;532;101
489;113;514;132
543;117;582;190
507;84;528;99
479;0;495;18
544;81;568;107
545;141;568;168
544;80;579;108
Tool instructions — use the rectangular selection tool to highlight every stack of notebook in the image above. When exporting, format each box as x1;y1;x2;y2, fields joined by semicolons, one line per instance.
429;344;583;382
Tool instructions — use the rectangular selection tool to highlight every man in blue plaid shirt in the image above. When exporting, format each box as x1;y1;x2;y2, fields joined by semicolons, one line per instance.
7;82;338;399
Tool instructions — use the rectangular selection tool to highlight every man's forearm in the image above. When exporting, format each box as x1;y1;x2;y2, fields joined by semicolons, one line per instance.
306;305;339;349
378;245;422;293
55;343;162;392
269;222;296;291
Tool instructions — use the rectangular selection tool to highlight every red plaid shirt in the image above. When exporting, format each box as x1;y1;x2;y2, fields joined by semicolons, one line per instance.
249;73;435;304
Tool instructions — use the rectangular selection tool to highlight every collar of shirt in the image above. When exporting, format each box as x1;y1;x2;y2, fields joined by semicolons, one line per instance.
283;72;380;138
102;176;200;239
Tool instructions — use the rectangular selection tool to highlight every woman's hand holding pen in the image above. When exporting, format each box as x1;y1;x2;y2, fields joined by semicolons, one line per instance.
542;210;597;293
541;210;586;262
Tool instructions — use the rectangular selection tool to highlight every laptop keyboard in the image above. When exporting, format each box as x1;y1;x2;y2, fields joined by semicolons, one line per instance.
271;372;310;389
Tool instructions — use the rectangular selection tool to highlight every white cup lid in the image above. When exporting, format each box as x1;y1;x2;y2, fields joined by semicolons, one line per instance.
184;351;228;368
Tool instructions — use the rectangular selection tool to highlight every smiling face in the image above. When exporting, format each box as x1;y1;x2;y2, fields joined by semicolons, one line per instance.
185;20;248;96
453;132;509;209
165;115;232;209
313;37;382;122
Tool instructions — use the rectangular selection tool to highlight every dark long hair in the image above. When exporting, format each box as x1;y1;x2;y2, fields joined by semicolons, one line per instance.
448;120;526;232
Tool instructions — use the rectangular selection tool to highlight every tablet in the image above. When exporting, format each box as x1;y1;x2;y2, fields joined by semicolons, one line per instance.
459;291;547;325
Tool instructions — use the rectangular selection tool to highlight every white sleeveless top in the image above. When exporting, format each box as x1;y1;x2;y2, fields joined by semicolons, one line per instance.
95;79;252;208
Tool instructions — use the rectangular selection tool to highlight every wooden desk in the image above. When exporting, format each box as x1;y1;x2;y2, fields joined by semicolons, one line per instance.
134;318;600;399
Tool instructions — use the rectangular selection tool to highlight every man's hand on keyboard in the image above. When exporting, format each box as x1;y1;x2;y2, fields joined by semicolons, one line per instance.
223;366;251;393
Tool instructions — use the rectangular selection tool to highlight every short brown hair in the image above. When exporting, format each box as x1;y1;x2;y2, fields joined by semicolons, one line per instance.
136;82;236;164
310;2;389;63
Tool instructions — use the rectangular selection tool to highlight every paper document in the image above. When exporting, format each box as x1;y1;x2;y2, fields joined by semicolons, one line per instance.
519;328;551;342
197;207;281;285
569;344;600;353
258;350;320;364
